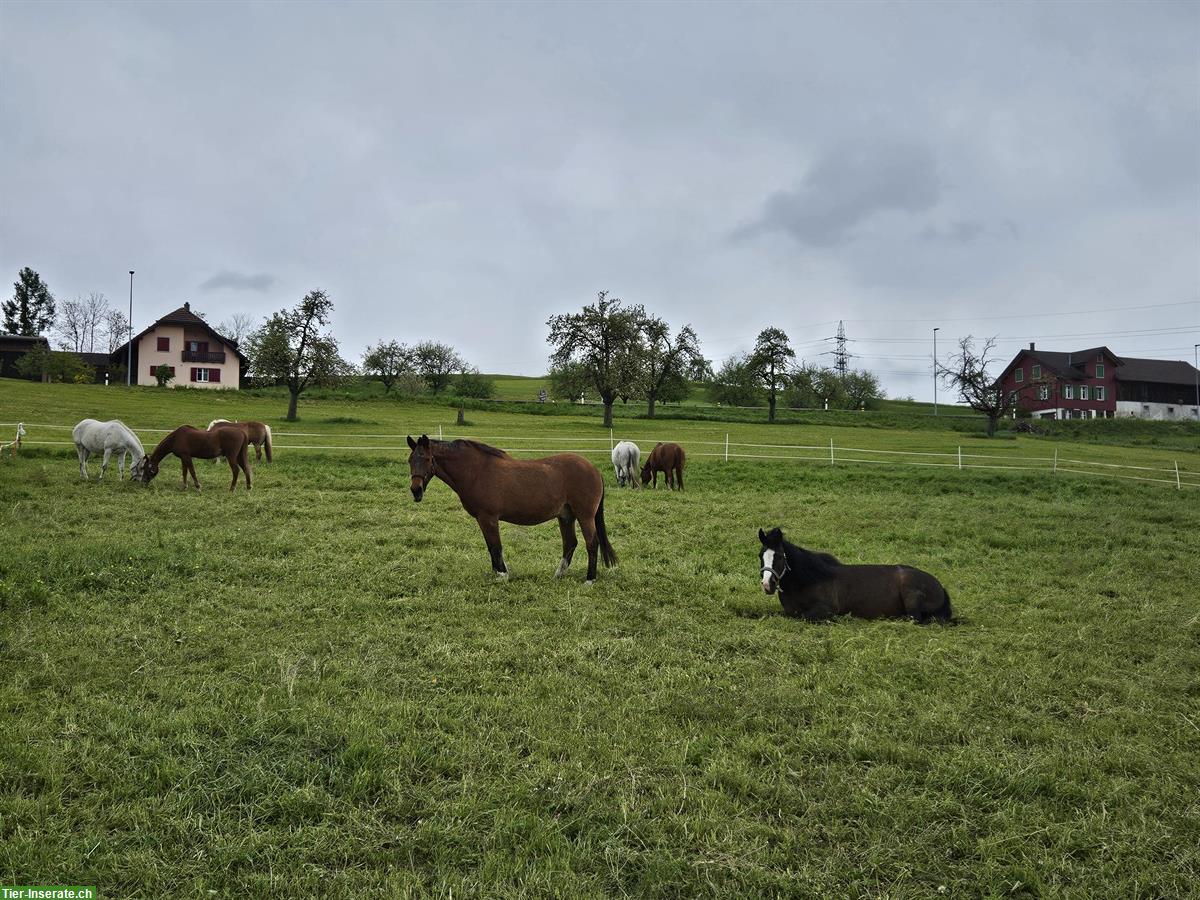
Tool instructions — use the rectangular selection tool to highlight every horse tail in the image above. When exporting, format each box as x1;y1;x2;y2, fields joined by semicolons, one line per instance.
595;492;618;568
264;424;273;462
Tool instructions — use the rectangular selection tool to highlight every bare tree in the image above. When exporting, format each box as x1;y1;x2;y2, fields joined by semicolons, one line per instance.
938;336;1042;436
217;312;256;346
55;292;110;352
103;309;130;353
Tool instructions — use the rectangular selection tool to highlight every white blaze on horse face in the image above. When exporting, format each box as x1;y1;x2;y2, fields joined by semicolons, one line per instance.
762;549;776;592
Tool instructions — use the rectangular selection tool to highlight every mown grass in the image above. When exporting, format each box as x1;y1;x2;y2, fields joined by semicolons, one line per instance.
1;381;1199;897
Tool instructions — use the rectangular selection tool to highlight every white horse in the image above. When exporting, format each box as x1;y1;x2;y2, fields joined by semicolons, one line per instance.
72;419;146;480
611;440;641;487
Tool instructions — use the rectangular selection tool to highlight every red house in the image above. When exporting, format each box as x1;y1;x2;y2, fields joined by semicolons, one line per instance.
996;344;1200;421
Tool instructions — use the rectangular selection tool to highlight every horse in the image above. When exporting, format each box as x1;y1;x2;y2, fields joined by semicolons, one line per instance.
758;527;952;623
611;440;641;487
406;434;617;582
72;419;146;481
141;426;252;491
641;442;685;490
207;419;273;462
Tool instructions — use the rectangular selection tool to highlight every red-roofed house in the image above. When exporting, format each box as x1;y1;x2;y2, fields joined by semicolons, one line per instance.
112;302;245;389
996;344;1199;420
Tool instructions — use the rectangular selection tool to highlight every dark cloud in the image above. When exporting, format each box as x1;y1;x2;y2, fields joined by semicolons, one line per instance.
737;142;941;247
199;271;276;293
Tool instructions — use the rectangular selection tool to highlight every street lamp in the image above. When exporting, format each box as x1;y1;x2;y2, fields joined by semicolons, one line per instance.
1194;343;1199;418
933;327;940;416
126;270;134;385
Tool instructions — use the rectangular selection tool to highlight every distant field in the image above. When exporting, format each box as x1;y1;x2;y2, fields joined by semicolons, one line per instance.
2;380;1198;896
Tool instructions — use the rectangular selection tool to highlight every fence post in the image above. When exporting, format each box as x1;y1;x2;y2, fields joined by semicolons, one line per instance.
438;425;443;441
1176;461;1181;490
725;433;729;463
1053;448;1058;474
610;428;613;451
958;446;962;470
830;437;835;466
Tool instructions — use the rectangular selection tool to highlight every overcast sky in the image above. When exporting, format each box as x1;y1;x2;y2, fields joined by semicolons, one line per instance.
2;0;1197;400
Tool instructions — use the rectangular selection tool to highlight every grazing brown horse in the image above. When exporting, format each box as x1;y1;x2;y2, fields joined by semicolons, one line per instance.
142;426;252;491
406;434;617;582
758;528;952;623
641;442;686;490
207;419;273;461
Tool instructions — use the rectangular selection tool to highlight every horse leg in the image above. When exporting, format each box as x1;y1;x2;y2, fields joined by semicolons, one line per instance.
99;447;113;480
228;453;240;491
253;441;262;461
556;507;578;577
183;456;200;491
478;515;508;579
77;446;89;479
676;462;684;491
117;450;125;480
578;516;599;583
241;445;252;491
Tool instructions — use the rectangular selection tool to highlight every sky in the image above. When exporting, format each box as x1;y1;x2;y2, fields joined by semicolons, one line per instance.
1;0;1197;401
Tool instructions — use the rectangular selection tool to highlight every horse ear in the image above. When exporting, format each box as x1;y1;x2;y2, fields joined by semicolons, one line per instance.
407;436;416;449
758;528;767;544
418;434;429;446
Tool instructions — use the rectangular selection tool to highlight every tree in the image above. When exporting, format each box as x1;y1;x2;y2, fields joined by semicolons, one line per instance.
637;317;703;417
841;369;884;409
362;340;416;393
102;309;130;353
750;327;796;422
217;312;256;346
55;292;109;353
15;346;91;383
154;364;174;387
548;361;593;401
546;291;645;428
938;336;1038;436
453;367;495;399
783;363;824;409
4;268;56;336
414;341;466;394
706;353;764;407
244;289;342;421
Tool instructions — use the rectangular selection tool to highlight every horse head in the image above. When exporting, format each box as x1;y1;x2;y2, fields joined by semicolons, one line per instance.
758;527;789;595
139;457;160;484
406;434;434;501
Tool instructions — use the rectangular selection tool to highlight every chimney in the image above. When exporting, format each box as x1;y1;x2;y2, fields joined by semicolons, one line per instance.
1029;342;1035;351
184;302;190;311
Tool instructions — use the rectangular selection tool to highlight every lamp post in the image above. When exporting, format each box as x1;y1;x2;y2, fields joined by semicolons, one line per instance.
933;327;940;416
126;270;134;385
1194;343;1199;418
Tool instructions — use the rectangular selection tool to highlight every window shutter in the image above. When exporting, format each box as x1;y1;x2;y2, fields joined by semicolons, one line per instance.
190;368;198;382
211;368;221;383
150;366;156;376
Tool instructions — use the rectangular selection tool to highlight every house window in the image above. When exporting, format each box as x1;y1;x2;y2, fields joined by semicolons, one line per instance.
192;368;210;383
191;368;220;384
1063;385;1074;400
1038;385;1049;400
1015;367;1024;382
1031;365;1041;379
1095;386;1105;401
1008;391;1018;404
1080;385;1090;401
157;336;169;352
1096;363;1104;378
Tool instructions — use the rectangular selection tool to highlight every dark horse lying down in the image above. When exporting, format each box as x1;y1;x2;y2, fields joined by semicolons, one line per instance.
758;527;952;623
407;435;617;581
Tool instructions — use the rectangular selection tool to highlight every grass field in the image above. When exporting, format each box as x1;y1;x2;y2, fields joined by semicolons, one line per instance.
2;380;1198;897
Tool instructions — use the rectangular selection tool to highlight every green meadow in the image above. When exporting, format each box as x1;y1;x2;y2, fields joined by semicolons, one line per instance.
1;379;1198;897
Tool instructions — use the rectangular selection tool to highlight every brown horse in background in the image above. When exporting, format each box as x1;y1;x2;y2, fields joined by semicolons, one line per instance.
207;419;273;461
142;426;251;491
759;527;952;623
406;435;617;582
641;442;686;490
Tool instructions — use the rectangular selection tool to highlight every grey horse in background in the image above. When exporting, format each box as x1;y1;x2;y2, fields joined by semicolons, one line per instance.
611;440;641;487
72;419;146;480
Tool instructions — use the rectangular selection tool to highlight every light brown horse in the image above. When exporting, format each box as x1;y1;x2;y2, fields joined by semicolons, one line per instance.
142;426;251;491
641;442;686;490
207;419;273;461
406;435;617;581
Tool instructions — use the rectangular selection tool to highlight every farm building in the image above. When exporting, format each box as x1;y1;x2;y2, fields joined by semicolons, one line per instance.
996;343;1200;420
111;302;245;389
0;333;50;378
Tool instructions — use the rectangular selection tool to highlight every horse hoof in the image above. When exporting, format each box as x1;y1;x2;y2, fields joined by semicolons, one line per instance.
494;571;509;582
555;560;569;578
585;578;596;587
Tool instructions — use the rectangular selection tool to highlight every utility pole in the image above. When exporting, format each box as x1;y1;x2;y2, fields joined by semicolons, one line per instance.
834;321;849;377
127;270;134;386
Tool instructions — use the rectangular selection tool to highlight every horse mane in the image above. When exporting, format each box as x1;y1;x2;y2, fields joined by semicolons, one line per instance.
440;439;509;459
782;539;843;585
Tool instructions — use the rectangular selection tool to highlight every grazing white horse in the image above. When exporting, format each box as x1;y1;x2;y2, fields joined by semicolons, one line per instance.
611;440;641;487
72;419;145;480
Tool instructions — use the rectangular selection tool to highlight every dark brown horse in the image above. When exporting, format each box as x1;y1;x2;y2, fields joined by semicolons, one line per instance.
208;419;273;461
641;442;685;490
142;426;251;491
758;528;952;623
406;435;617;581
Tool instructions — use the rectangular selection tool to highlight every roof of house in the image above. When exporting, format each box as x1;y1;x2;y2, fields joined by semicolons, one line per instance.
112;303;245;361
1000;345;1199;386
80;352;112;368
0;333;51;349
1116;357;1200;386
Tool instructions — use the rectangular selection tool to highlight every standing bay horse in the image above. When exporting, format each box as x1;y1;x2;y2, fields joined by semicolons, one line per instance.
758;527;952;623
142;426;252;491
207;419;273;461
406;435;617;582
641;442;686;490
